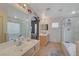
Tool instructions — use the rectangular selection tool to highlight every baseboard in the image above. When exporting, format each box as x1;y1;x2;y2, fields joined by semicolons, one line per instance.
48;41;61;44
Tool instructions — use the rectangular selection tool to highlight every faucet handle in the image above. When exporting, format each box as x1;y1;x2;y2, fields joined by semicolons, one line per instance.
18;34;25;41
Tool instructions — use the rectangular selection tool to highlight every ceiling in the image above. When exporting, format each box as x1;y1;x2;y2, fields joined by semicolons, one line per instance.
0;3;79;20
29;3;79;18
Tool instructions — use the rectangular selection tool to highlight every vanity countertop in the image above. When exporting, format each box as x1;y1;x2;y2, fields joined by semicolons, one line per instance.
40;30;48;36
40;33;48;36
0;40;39;56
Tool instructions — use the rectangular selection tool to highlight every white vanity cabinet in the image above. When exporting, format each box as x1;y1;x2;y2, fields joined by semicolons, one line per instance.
23;42;40;56
23;47;35;56
0;40;40;56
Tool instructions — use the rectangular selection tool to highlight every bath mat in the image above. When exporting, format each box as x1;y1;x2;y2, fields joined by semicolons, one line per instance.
48;48;63;56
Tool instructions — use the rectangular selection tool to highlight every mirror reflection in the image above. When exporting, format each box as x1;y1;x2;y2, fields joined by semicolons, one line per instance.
0;4;31;43
7;17;28;41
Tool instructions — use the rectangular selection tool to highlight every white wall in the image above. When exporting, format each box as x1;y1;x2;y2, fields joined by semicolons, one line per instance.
40;14;79;43
48;17;62;43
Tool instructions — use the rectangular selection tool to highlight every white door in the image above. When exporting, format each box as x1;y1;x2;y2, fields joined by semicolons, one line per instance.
0;16;3;43
49;19;61;43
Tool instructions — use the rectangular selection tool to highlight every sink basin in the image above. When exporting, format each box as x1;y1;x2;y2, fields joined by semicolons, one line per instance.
0;40;39;56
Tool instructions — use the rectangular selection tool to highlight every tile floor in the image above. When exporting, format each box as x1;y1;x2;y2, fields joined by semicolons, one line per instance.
35;42;65;56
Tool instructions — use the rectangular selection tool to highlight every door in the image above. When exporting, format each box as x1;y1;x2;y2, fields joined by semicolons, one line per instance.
49;18;61;42
31;17;39;40
0;16;3;43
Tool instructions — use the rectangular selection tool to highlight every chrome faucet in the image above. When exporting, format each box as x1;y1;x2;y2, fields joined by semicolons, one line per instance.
14;34;23;46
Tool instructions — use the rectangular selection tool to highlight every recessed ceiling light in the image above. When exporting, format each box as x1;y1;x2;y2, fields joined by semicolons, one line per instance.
46;8;51;11
24;4;26;7
58;8;63;12
14;16;17;18
72;11;76;14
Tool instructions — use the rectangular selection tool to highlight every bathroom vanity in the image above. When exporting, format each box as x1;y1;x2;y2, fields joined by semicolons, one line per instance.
39;24;48;46
39;34;48;46
0;40;40;56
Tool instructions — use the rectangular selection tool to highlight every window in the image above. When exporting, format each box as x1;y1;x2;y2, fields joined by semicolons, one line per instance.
52;22;59;28
7;22;20;34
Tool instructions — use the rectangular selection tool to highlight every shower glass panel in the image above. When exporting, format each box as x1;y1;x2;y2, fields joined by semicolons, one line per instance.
63;16;79;43
71;17;79;43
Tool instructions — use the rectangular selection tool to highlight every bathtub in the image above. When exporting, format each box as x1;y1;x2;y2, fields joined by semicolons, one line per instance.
63;42;76;56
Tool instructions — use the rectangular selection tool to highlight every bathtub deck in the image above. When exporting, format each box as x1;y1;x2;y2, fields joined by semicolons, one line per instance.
63;43;76;56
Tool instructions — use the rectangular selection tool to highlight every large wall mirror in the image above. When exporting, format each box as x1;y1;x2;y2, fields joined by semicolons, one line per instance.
0;4;31;43
7;22;20;41
6;17;30;41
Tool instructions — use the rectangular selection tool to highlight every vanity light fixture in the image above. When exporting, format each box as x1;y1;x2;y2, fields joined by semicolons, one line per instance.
23;4;26;7
15;3;29;14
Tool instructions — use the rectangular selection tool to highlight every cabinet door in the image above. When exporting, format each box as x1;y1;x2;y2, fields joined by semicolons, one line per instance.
0;16;3;43
40;36;48;46
35;43;40;52
23;47;34;56
76;42;79;56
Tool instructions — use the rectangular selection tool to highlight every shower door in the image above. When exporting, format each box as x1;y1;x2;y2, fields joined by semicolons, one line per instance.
72;17;79;43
